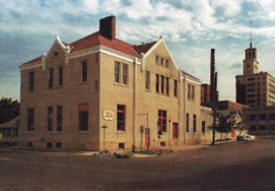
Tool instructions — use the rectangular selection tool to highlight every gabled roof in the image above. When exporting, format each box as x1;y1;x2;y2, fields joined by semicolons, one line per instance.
133;41;157;55
181;70;199;80
0;116;20;129
23;55;43;65
68;32;139;57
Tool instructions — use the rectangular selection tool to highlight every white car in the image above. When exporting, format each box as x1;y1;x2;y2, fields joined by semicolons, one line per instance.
237;135;255;141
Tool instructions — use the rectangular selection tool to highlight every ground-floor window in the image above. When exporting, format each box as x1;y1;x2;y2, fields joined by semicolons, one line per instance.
202;121;206;133
46;142;52;148
117;105;126;131
56;142;62;148
47;106;53;131
193;114;197;132
186;113;189;132
27;108;35;131
57;105;63;131
79;104;88;131
173;123;178;139
118;142;125;149
158;110;167;132
27;141;32;147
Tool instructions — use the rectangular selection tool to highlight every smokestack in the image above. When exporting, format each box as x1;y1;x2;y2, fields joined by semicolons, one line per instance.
210;49;215;105
99;15;116;40
214;72;218;103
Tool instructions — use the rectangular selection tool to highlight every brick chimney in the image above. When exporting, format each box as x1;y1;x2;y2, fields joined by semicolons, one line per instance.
99;15;116;40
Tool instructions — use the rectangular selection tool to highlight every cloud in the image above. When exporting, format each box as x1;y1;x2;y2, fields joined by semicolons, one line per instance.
1;0;275;100
211;0;241;17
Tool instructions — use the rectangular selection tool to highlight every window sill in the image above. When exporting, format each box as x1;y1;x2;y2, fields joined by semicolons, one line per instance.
78;130;89;133
25;131;35;133
114;82;128;88
156;92;170;97
116;130;126;134
47;131;63;133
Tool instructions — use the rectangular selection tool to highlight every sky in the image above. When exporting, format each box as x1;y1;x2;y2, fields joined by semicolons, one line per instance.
1;0;275;101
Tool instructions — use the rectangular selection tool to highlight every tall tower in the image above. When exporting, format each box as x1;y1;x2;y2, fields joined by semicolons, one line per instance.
243;20;259;75
243;43;259;75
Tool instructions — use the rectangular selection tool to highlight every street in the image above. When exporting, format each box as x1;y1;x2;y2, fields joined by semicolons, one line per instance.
0;140;275;191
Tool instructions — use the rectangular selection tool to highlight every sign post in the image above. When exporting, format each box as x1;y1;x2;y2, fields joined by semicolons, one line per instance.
140;125;144;151
102;125;107;151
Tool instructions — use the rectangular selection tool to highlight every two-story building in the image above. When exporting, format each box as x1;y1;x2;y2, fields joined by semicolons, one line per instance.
19;16;204;151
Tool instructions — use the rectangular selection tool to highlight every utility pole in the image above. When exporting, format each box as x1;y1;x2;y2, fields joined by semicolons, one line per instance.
210;49;218;146
102;125;107;151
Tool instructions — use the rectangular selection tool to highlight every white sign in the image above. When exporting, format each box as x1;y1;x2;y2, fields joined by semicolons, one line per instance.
103;110;114;121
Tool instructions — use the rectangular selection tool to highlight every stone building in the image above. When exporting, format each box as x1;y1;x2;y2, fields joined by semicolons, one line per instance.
201;84;211;107
0;117;19;143
236;43;275;107
19;16;205;151
243;106;275;135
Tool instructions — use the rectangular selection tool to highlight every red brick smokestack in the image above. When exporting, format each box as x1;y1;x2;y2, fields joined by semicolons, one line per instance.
99;15;116;40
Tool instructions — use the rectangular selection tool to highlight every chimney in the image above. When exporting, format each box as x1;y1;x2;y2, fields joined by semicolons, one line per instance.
99;15;116;40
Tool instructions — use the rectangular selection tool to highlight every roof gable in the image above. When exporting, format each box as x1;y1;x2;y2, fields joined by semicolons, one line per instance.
141;38;179;71
68;32;138;57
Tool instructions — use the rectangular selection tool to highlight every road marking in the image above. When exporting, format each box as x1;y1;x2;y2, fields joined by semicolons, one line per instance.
0;157;10;161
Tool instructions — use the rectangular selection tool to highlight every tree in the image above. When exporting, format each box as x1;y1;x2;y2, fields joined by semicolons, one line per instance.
0;97;20;124
216;112;237;133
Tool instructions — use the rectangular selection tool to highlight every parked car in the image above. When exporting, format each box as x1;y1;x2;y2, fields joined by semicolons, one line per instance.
237;135;255;141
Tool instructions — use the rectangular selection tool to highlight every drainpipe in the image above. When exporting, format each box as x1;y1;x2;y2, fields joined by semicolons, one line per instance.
132;57;138;151
183;76;187;145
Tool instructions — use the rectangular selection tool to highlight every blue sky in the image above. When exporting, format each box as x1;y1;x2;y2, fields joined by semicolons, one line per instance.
1;0;275;101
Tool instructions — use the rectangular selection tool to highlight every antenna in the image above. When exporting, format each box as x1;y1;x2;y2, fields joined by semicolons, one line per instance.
249;18;253;48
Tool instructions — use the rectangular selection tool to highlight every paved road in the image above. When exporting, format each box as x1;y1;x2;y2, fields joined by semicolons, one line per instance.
0;140;275;191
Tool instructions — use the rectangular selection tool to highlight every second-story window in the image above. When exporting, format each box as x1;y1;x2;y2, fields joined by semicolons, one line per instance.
47;106;53;131
122;64;128;85
115;61;120;83
166;77;169;95
145;71;150;90
155;55;159;64
57;105;63;131
174;80;177;97
165;59;169;68
81;61;87;82
29;71;34;91
192;85;195;99
161;75;164;94
156;74;159;93
48;68;54;88
161;57;164;66
188;84;195;100
58;66;63;87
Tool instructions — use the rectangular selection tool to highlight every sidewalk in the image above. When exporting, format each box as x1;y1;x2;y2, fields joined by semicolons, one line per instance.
156;144;210;153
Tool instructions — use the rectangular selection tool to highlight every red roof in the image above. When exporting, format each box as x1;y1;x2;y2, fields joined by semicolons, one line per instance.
23;55;43;65
181;70;199;80
133;41;156;55
69;32;139;57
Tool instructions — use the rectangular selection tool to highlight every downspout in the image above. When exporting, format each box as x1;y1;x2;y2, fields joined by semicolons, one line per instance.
132;57;138;151
183;76;187;145
177;70;181;146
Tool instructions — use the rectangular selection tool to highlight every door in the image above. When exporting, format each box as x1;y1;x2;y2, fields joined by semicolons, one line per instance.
172;123;179;139
145;128;150;150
